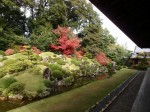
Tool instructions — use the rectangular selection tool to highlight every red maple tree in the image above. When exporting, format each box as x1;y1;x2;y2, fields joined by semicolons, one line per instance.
96;52;111;66
50;26;80;55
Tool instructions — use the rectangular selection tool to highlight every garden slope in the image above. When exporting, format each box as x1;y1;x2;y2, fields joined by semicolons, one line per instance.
8;69;136;112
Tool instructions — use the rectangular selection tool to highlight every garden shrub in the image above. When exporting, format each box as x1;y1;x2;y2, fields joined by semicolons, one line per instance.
56;59;66;65
49;64;62;71
61;69;72;77
3;59;16;66
0;69;7;78
43;80;52;88
24;90;37;99
8;61;32;74
29;66;41;75
0;88;3;95
64;76;74;86
8;82;25;94
2;89;9;97
107;63;115;77
4;49;14;55
0;50;5;56
40;62;50;66
0;60;33;77
71;59;80;66
0;56;7;62
135;59;149;70
115;65;122;70
52;70;64;80
96;52;111;66
37;89;43;94
0;77;17;89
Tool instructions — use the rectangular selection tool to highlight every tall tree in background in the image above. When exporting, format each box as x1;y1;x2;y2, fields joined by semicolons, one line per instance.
0;0;26;50
0;0;129;61
106;44;130;65
100;28;116;53
25;0;105;51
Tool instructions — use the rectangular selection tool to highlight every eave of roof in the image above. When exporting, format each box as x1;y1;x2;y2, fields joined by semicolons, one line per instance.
90;0;150;48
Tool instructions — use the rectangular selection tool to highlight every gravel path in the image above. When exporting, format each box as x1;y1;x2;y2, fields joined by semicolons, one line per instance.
104;71;145;112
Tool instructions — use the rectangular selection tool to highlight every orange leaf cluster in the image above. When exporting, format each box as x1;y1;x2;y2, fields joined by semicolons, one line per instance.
96;52;111;66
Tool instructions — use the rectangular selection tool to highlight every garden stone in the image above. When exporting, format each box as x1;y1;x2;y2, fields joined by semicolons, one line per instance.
42;56;49;62
8;94;24;101
58;80;65;86
0;96;7;101
39;91;50;98
43;68;51;80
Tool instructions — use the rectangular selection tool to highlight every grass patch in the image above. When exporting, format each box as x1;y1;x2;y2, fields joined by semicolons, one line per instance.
8;68;136;112
15;72;46;93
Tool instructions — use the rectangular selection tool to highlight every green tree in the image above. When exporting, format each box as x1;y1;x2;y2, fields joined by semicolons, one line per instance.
0;0;26;50
107;44;130;65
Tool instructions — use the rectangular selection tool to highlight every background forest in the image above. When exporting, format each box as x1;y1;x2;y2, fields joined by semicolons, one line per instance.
0;0;130;62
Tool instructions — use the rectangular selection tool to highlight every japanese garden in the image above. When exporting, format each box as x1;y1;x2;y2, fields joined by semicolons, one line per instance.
0;0;150;112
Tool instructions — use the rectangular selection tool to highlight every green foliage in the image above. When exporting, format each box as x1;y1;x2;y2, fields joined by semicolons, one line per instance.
135;58;149;70
115;65;122;70
28;25;57;51
107;63;116;77
56;58;66;65
81;24;103;57
64;76;74;86
0;50;5;56
22;49;41;61
37;89;43;94
71;58;80;66
106;44;130;66
8;61;32;73
43;80;52;88
3;59;16;66
40;62;50;67
0;77;17;89
0;0;26;50
49;64;62;71
52;70;64;80
2;89;9;97
0;70;7;78
8;82;25;94
0;60;33;77
29;66;41;75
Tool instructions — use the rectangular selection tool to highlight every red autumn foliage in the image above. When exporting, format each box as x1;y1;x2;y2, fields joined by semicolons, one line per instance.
4;49;14;55
74;50;85;58
32;47;41;54
19;46;27;52
50;26;80;55
19;46;41;54
96;52;111;66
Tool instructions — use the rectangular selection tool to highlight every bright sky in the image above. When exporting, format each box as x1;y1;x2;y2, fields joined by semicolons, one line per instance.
89;1;137;51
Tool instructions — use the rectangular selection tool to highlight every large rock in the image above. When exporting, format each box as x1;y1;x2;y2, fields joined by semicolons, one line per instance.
0;96;7;101
39;91;50;98
8;94;24;101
